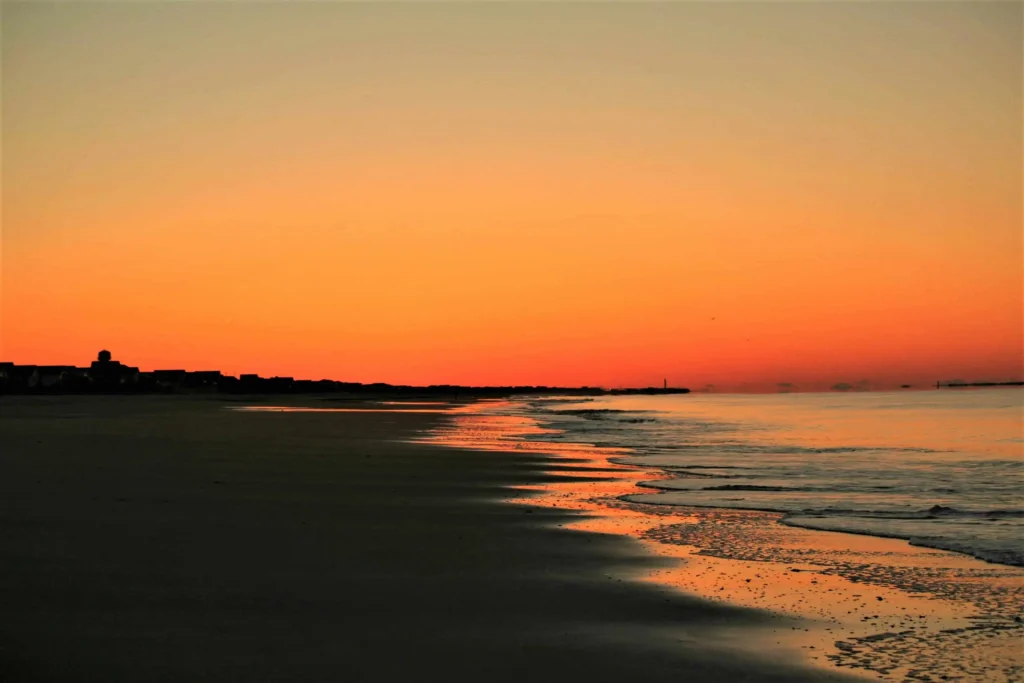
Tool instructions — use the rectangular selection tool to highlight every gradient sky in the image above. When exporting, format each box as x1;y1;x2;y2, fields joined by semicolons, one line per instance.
2;1;1021;391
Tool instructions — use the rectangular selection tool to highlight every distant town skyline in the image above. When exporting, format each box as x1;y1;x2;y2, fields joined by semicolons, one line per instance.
2;350;1019;396
0;349;695;396
3;2;1021;392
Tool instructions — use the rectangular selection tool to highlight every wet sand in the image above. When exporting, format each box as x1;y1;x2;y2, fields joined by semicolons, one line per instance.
425;401;1024;682
0;395;850;682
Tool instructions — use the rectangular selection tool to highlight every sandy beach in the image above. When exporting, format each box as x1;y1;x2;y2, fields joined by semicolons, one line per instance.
0;395;855;682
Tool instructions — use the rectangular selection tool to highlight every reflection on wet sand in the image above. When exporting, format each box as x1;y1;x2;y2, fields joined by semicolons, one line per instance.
422;401;1024;682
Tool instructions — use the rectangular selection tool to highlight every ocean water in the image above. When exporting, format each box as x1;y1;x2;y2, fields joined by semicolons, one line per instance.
518;389;1024;567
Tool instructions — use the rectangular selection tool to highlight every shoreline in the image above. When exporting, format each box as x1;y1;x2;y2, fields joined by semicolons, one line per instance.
423;399;1024;681
626;479;1022;569
0;394;850;682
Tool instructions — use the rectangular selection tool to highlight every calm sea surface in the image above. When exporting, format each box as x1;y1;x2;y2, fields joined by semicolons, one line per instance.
519;389;1023;566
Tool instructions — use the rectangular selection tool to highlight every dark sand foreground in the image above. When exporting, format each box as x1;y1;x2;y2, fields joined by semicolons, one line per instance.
0;396;852;682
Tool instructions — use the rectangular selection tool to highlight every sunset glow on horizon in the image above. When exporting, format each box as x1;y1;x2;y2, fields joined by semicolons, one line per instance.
3;2;1021;392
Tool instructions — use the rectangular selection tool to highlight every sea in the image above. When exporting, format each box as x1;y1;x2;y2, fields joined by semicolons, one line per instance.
506;388;1023;567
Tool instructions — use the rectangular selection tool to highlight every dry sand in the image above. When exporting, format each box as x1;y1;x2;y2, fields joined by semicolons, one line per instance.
0;395;854;682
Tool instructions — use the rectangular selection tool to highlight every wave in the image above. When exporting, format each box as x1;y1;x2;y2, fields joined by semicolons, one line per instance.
790;505;1024;520
621;442;942;455
550;409;636;419
526;398;595;408
908;538;1024;567
628;487;1024;566
608;458;752;478
782;513;1024;567
632;486;1024;521
701;484;802;492
516;394;1024;568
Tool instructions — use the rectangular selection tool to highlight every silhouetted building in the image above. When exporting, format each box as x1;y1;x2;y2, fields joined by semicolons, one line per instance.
267;377;294;392
3;364;39;391
185;371;223;389
38;365;88;389
237;374;264;393
149;370;188;391
89;350;140;388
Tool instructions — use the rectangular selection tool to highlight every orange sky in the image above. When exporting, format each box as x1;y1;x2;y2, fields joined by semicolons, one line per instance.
2;2;1021;391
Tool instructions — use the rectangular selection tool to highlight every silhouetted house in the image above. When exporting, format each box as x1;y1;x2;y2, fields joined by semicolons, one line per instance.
217;375;241;392
5;365;40;391
184;371;223;390
234;374;294;393
150;370;188;391
238;374;264;392
267;377;294;392
1;363;91;392
38;365;84;389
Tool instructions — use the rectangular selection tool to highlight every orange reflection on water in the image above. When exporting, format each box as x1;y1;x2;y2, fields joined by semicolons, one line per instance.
422;401;633;456
424;402;1024;682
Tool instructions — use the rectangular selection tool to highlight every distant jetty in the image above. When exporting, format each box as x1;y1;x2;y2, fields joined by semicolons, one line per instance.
0;351;690;398
936;381;1023;389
